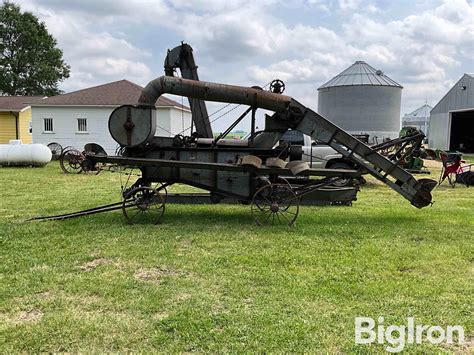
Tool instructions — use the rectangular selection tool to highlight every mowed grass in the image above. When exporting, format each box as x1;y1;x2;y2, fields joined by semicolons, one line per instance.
0;161;472;352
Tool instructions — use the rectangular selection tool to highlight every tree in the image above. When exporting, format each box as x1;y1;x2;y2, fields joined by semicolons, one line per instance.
0;1;70;96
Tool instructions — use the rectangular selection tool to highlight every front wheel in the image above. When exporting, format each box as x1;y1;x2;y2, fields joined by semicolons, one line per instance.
251;183;299;226
122;187;165;224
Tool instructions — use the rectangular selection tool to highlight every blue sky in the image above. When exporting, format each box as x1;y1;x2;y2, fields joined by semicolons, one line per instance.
17;0;474;132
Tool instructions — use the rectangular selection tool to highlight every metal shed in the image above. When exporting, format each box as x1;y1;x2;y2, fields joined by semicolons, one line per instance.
402;104;432;136
429;74;474;152
317;61;402;142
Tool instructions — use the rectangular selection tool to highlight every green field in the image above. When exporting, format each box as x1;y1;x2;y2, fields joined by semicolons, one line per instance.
0;161;472;352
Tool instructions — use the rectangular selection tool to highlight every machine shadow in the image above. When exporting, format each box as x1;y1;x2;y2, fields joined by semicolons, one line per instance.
57;205;421;231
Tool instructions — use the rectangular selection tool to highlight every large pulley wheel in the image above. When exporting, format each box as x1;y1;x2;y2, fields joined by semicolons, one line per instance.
251;183;299;226
122;187;165;224
59;149;84;174
109;105;156;147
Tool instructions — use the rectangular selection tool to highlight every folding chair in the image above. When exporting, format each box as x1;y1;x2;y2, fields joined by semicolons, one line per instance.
438;151;473;187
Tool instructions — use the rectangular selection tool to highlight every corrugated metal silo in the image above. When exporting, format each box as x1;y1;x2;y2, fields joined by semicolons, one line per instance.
317;61;402;141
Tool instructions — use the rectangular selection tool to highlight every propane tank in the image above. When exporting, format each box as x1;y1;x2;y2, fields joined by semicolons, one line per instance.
0;142;52;167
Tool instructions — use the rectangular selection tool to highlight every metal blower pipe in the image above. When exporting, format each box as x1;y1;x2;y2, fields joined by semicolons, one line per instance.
138;76;292;113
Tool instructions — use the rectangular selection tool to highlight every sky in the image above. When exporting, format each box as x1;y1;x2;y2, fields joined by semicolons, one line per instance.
15;0;474;132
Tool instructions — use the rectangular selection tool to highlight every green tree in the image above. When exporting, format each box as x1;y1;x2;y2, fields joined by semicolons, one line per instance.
0;1;70;96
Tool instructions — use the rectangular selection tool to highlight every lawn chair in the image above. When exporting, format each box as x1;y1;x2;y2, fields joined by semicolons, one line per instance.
438;151;473;187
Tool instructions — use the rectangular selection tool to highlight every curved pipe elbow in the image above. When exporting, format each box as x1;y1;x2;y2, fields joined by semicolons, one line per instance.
138;76;166;107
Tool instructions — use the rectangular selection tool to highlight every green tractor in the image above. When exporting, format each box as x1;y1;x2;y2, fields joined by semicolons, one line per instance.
399;126;428;173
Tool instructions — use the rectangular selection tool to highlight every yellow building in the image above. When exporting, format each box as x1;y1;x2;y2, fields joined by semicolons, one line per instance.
0;96;44;144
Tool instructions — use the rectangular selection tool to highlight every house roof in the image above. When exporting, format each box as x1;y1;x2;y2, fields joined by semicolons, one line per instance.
30;80;189;109
318;61;402;89
0;96;45;112
404;104;432;119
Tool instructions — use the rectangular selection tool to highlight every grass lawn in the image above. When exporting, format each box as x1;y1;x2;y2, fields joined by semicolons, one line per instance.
0;161;472;352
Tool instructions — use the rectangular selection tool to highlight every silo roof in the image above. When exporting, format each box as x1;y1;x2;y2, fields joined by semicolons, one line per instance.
318;61;402;89
403;104;432;119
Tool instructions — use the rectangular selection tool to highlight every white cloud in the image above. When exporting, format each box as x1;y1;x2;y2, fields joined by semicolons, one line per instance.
14;0;474;120
17;0;154;91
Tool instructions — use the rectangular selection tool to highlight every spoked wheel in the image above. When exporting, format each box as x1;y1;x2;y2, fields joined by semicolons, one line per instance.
122;187;165;224
251;183;299;226
47;142;63;160
81;158;102;175
153;183;168;203
60;149;84;174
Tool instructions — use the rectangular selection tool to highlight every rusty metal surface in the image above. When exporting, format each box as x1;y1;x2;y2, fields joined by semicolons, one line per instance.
89;154;361;178
138;76;292;113
164;43;213;138
164;187;358;206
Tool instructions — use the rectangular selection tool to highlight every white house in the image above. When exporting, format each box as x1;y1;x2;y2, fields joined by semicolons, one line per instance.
31;80;192;154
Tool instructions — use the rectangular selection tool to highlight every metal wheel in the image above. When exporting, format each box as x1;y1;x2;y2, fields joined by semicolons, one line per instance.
278;176;291;187
251;183;299;226
269;79;285;94
81;158;102;175
47;142;63;160
60;149;84;174
122;187;165;224
153;183;168;203
115;146;126;156
62;146;75;153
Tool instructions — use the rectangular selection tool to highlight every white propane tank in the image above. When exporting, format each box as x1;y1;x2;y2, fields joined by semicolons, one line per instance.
0;142;52;167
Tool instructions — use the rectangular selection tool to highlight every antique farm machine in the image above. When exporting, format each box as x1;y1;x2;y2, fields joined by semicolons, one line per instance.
35;43;437;226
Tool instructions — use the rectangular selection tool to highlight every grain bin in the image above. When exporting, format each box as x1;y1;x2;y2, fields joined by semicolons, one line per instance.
318;61;402;141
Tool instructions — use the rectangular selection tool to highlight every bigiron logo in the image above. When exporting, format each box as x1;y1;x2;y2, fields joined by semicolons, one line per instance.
355;316;465;352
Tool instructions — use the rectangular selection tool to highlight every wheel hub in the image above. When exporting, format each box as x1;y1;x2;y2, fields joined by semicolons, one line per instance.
270;203;279;212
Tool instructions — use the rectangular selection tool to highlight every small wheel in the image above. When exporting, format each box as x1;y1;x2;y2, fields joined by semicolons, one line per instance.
115;146;126;156
153;183;168;203
251;183;299;226
81;158;102;175
47;142;63;160
122;187;165;224
269;79;285;94
60;149;84;174
61;146;74;154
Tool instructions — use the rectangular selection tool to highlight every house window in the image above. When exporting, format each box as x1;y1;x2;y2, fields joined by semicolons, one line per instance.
77;118;87;132
43;118;53;132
